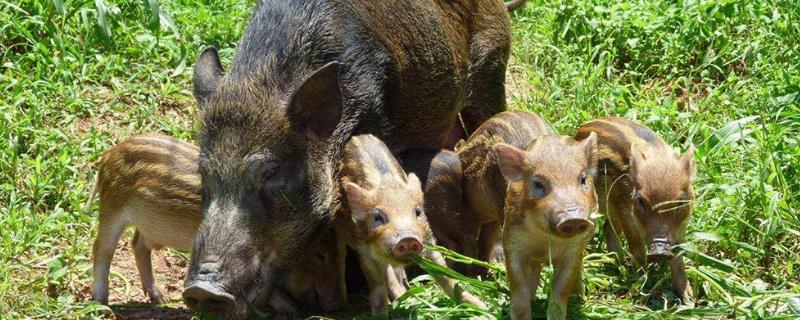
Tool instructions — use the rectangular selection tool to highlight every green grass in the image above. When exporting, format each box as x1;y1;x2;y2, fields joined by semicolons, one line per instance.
1;0;798;318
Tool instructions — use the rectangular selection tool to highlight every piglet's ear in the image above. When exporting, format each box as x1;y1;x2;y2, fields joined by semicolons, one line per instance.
494;143;527;182
287;62;343;141
581;132;598;173
629;144;646;183
406;172;422;193
680;144;697;181
344;182;372;221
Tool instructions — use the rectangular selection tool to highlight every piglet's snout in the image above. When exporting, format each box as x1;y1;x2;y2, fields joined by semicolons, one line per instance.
647;238;674;261
556;218;593;237
392;235;423;259
551;207;594;237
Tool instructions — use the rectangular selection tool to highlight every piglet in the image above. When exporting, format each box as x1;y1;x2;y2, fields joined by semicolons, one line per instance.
335;134;486;316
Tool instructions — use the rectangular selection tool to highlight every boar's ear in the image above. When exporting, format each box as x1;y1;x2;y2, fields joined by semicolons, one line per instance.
344;182;372;221
288;62;343;141
494;143;526;182
193;47;225;108
680;144;697;181
580;132;598;173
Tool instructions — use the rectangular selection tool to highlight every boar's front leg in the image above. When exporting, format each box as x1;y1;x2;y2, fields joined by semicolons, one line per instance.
267;288;302;320
316;236;348;312
547;248;584;320
670;255;694;305
422;249;487;308
359;254;391;316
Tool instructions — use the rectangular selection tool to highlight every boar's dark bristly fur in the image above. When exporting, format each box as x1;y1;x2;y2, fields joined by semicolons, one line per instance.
185;0;511;317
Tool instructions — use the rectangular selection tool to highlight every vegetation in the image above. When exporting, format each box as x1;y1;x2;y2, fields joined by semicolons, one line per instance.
1;0;798;318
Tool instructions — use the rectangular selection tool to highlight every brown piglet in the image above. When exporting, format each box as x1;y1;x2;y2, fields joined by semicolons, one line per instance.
334;134;486;316
576;117;696;303
89;133;345;316
457;110;599;320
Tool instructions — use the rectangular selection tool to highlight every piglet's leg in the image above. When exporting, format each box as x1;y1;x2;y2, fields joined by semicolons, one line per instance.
386;265;407;300
609;202;647;268
671;255;694;306
460;224;482;276
423;249;487;308
131;230;166;304
478;220;501;265
548;250;583;320
359;255;390;316
528;263;542;301
505;249;533;320
603;220;622;254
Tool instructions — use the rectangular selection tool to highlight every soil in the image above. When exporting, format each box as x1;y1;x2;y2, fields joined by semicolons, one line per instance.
79;238;371;319
78;237;193;319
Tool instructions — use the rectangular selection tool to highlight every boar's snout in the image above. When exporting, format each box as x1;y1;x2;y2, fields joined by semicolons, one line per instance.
550;208;594;238
192;262;221;282
647;238;674;261
392;235;423;260
183;281;244;317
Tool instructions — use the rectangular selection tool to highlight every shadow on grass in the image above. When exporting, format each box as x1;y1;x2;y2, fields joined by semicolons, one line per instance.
109;303;194;320
526;296;588;320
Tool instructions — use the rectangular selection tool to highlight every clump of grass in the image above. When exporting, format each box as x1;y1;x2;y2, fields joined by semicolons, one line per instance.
1;0;798;319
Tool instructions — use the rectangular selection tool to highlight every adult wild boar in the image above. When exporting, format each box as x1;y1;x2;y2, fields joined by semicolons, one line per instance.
183;0;510;317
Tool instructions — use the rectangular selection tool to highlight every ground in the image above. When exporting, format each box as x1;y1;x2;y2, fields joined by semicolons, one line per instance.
74;237;192;319
1;0;799;319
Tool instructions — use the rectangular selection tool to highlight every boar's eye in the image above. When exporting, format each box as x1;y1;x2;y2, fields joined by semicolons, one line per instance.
530;176;547;198
247;154;281;186
371;209;388;228
260;161;280;183
414;206;424;218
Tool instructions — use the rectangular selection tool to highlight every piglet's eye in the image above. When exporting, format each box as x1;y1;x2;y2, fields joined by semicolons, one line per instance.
531;177;547;198
371;209;387;228
579;172;588;185
635;194;648;213
414;207;423;218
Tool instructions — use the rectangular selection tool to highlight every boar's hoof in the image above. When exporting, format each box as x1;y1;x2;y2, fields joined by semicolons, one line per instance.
392;237;423;259
555;218;593;237
183;281;237;316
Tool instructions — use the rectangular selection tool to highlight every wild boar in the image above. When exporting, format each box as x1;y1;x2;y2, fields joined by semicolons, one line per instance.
335;135;486;316
184;0;511;316
575;116;696;303
457;110;599;319
88;134;345;316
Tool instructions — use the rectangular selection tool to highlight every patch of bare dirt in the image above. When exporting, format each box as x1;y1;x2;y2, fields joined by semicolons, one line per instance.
77;237;193;319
